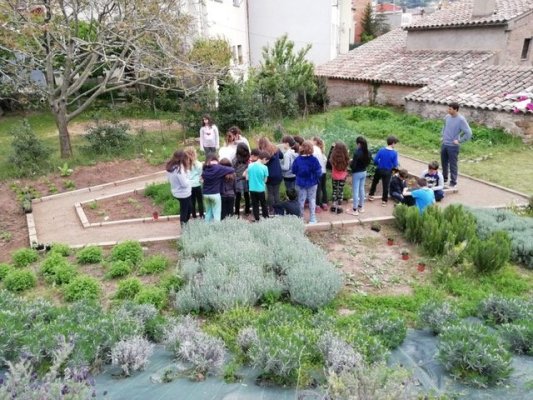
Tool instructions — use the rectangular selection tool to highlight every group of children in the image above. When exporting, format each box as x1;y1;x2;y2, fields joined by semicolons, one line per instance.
167;118;445;226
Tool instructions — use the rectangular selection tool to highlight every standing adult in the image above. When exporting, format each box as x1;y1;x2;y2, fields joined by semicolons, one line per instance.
440;102;472;188
230;126;251;151
199;115;219;158
218;130;238;163
166;150;192;227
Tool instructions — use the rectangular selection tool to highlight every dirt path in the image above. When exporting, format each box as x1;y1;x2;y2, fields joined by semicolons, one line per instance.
28;155;529;248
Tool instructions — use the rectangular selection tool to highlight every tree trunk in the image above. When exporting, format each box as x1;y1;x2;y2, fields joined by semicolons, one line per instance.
54;106;73;158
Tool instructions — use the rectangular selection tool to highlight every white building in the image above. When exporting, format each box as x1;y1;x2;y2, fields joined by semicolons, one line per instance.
247;0;352;66
185;0;250;77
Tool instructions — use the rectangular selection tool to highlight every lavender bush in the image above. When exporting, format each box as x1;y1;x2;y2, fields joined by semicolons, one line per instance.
111;336;154;376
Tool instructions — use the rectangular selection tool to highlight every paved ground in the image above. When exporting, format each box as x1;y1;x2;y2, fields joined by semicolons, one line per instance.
30;156;529;247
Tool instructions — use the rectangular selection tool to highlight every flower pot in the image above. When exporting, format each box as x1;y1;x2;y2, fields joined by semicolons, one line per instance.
417;263;426;272
387;239;394;246
401;254;409;261
152;211;159;220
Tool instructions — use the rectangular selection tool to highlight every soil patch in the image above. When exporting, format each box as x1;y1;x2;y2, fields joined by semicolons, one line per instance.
0;158;164;263
307;224;428;296
82;191;164;223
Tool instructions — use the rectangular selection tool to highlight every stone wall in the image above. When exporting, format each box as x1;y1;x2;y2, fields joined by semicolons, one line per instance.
405;101;533;143
326;78;419;107
506;13;533;66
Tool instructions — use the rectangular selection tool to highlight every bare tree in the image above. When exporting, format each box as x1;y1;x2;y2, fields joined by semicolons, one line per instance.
0;0;226;158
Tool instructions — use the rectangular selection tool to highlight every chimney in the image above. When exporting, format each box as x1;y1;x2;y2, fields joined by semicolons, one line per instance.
472;0;496;18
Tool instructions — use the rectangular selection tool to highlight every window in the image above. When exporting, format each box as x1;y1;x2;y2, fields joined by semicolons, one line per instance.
521;38;531;59
232;46;238;64
237;45;243;65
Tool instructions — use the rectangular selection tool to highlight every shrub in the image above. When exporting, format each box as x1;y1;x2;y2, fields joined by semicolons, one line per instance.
360;310;406;350
63;276;101;302
83;120;132;155
470;231;511;274
0;263;12;280
392;203;409;231
115;278;143;300
437;323;512;387
11;247;38;268
110;241;143;266
418;300;459;335
76;245;103;264
41;252;67;277
404;206;424;244
134;286;167;310
139;255;169;275
287;261;342;310
50;243;71;257
158;274;184;293
164;315;225;375
498;321;533;355
318;332;362;374
46;262;78;286
105;260;133;279
111;335;154;376
237;327;259;355
4;270;37;292
478;296;531;325
7;119;50;177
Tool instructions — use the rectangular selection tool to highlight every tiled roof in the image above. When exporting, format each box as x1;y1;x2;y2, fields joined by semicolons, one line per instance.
315;29;494;86
405;65;533;113
405;0;533;30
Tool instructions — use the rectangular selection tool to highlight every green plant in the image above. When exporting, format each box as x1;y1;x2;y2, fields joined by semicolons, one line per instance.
0;263;12;280
470;231;511;274
7;119;51;177
4;270;37;292
11;247;39;268
158;274;184;293
50;243;71;256
418;300;459;335
360;310;406;350
404;206;424;243
46;262;78;286
498;321;533;355
76;245;103;264
110;240;143;266
0;231;13;242
105;260;133;279
63;276;101;302
223;361;242;383
83;121;132;155
139;255;169;275
58;162;73;177
437;322;512;387
63;179;76;190
115;278;143;300
134;286;167;310
478;295;531;325
144;182;178;216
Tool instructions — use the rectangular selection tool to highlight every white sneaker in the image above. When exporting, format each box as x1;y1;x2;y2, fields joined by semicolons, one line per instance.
358;207;365;213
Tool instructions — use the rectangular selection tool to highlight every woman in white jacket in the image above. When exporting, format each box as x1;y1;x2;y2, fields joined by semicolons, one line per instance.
166;150;192;226
199;115;219;157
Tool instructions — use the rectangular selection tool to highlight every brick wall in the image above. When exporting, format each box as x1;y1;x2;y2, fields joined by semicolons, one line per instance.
405;101;533;143
326;78;419;107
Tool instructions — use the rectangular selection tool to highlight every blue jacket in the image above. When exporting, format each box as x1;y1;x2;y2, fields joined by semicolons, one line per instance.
373;147;398;170
201;164;234;195
266;150;283;185
292;155;322;188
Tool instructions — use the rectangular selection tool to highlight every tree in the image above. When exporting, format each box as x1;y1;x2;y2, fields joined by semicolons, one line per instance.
360;2;390;44
256;35;316;118
0;0;228;158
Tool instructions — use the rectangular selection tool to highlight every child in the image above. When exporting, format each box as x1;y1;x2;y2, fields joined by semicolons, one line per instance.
258;137;283;212
233;143;251;217
201;154;234;222
166;150;192;226
420;161;445;202
292;140;322;224
245;149;270;221
368;135;399;206
184;146;204;219
312;136;328;212
219;158;236;220
409;177;436;214
390;169;415;206
273;188;301;217
328;141;350;214
199;115;219;158
280;135;299;192
350;136;372;216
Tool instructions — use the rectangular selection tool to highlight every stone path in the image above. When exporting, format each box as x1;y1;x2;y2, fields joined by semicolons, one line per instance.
29;156;529;247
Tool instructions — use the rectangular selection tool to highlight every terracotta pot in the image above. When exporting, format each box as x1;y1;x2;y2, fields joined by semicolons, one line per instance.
401;254;409;261
417;263;426;272
152;211;159;220
387;239;394;246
